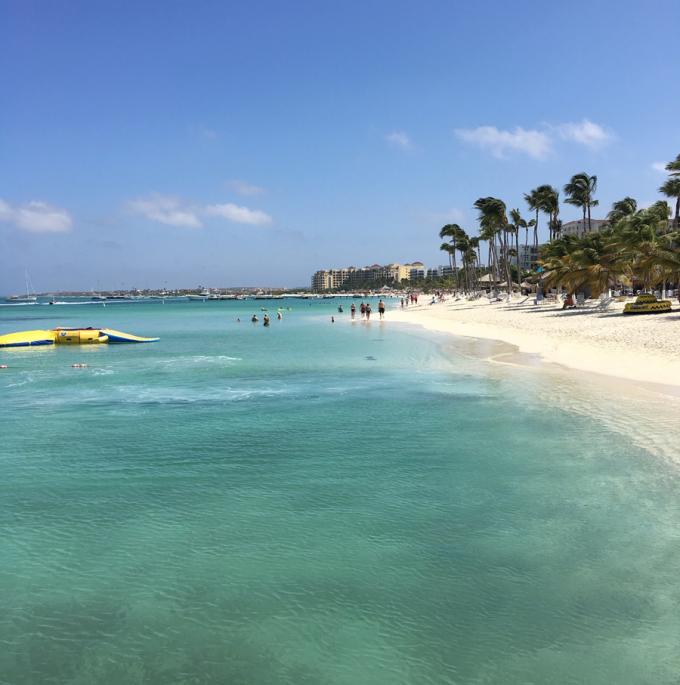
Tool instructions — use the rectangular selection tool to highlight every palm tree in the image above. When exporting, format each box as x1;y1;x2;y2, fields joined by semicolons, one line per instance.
665;153;680;176
607;197;637;225
541;231;624;299
524;188;543;249
659;177;680;229
475;197;510;297
509;208;527;282
439;224;468;291
612;203;678;292
539;186;559;241
564;172;599;233
439;242;455;273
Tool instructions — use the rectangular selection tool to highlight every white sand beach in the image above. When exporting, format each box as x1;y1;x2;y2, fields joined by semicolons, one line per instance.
389;297;680;390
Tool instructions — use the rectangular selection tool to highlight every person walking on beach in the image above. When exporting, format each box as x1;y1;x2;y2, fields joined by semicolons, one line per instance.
350;303;356;319
378;299;385;319
365;303;372;321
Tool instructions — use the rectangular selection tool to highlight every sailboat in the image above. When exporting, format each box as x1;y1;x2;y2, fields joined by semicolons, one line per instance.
7;271;37;303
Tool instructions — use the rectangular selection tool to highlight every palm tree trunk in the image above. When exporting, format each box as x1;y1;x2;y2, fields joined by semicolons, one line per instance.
534;209;539;249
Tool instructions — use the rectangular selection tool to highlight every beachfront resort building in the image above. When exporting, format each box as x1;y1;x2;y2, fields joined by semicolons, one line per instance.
311;261;440;291
518;244;543;271
560;219;608;238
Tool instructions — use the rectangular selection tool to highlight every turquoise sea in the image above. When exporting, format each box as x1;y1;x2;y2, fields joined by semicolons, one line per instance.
2;298;680;684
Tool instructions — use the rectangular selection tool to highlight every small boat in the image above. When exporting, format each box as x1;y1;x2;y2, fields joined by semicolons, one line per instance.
623;294;672;315
0;327;159;347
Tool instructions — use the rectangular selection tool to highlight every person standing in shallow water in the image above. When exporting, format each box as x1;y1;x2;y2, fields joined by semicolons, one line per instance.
350;303;356;319
378;299;385;319
360;302;366;319
365;303;372;321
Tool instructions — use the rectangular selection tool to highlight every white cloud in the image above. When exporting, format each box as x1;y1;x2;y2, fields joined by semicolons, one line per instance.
128;194;273;228
455;126;551;159
555;119;612;148
651;161;668;173
385;130;413;150
205;203;272;226
0;199;73;233
226;179;265;196
128;194;202;228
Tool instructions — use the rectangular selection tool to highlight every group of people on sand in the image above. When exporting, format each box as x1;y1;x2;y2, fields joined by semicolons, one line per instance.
400;294;419;308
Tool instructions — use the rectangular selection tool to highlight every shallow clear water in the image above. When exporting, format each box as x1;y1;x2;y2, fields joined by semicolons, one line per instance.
2;299;680;684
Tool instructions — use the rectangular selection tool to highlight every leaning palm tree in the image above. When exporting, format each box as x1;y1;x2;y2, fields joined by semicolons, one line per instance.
665;153;680;176
659;177;680;229
607;197;637;226
564;172;599;233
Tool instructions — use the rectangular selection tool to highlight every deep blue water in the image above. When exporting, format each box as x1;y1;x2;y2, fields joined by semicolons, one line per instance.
2;298;680;684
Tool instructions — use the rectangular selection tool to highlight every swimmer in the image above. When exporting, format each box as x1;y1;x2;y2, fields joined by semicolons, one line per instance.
251;314;259;322
331;316;335;323
263;314;270;327
237;317;241;322
277;312;282;320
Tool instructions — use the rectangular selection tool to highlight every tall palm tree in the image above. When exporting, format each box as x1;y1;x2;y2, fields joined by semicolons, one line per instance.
524;187;543;250
439;242;455;272
439;224;469;291
564;172;599;233
509;208;527;281
475;197;510;297
538;186;559;240
659;177;680;229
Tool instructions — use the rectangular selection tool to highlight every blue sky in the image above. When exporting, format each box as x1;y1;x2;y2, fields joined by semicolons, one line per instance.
1;0;679;292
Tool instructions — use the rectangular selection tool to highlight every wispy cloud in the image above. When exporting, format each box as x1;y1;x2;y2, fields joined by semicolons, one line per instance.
0;199;73;233
128;194;273;228
128;194;202;228
455;126;551;160
226;179;265;196
456;119;613;159
651;161;668;173
205;203;272;226
555;119;613;148
385;130;413;150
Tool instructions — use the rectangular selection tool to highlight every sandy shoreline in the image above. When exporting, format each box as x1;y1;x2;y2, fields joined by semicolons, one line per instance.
387;296;680;392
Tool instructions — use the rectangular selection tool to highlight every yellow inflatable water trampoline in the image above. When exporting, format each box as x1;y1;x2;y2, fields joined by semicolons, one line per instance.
0;327;159;347
623;294;672;315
